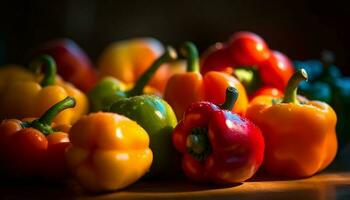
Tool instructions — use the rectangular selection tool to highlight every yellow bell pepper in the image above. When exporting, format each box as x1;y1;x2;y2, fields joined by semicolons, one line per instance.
0;65;35;95
66;112;153;191
0;55;88;125
97;37;186;94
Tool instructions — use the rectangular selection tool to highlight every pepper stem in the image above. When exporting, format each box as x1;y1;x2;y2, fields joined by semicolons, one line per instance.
186;128;210;161
220;87;239;110
22;96;76;135
29;55;57;87
282;69;308;104
180;42;200;72
127;46;177;96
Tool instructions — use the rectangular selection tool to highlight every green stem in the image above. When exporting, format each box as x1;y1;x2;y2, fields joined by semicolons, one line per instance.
126;46;177;96
180;42;200;72
29;55;57;87
282;69;308;104
220;87;238;110
21;96;76;135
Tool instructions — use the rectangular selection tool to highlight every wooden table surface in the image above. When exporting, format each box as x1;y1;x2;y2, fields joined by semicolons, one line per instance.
1;170;350;200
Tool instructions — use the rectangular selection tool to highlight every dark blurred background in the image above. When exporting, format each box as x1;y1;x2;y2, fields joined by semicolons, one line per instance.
0;0;349;74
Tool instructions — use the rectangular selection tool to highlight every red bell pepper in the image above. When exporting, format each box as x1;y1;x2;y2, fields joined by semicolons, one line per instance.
0;97;75;179
201;31;294;91
33;38;98;92
172;87;265;183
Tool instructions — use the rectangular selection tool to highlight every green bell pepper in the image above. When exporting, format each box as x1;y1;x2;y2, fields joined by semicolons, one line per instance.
88;47;177;111
90;46;179;177
109;95;177;177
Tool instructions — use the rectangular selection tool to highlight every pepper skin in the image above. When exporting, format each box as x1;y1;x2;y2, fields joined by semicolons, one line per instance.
250;87;283;100
246;69;337;178
172;87;264;183
34;38;98;92
66;112;153;192
109;94;177;177
0;97;75;179
201;32;294;91
0;55;88;125
0;65;35;95
97;38;184;93
89;47;176;112
164;42;248;120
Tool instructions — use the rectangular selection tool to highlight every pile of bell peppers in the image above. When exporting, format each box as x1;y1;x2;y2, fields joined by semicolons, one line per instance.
0;33;342;192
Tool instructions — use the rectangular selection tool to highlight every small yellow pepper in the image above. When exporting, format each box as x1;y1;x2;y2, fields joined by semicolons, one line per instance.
0;55;88;125
66;112;153;191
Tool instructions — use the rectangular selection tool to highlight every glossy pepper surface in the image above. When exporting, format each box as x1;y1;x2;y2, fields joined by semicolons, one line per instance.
172;87;265;183
201;31;294;91
89;47;176;112
164;42;248;120
0;97;75;179
0;55;88;125
104;48;178;177
294;51;350;147
34;38;98;92
66;112;153;192
97;38;184;93
246;69;337;178
109;94;177;177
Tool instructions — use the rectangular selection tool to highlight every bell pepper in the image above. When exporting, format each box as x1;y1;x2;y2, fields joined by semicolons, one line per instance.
97;37;185;93
33;38;98;92
65;112;153;192
294;51;341;104
201;31;294;91
172;87;265;183
250;86;283;100
109;94;177;177
0;55;88;125
89;47;176;112
0;65;35;95
0;97;75;179
246;69;337;178
164;42;248;120
294;51;350;147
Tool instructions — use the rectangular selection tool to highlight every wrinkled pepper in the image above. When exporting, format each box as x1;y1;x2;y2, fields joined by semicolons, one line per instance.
172;87;265;183
246;69;337;178
97;37;185;93
66;112;153;192
0;55;88;125
89;47;176;112
164;42;248;120
34;38;98;92
0;97;75;179
201;31;294;92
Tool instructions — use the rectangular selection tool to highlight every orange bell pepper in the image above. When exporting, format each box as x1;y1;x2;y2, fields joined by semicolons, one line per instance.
97;38;185;93
246;69;337;178
164;42;248;120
